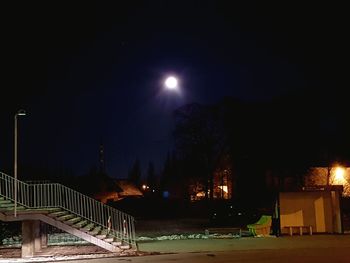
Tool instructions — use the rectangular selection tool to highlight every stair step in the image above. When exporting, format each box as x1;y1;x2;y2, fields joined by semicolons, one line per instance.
57;214;75;221
66;217;82;225
0;205;14;209
73;220;88;228
48;211;68;218
0;205;26;211
89;226;102;235
120;244;131;250
81;223;95;232
112;241;122;246
46;207;62;212
89;230;101;236
0;203;16;207
0;200;12;205
23;207;61;213
95;234;107;239
104;237;114;243
100;229;108;235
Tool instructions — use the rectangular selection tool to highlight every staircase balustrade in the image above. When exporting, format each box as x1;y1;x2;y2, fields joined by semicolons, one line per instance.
0;171;136;248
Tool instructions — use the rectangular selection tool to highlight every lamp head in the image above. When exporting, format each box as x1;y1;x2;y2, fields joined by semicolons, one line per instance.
16;109;26;116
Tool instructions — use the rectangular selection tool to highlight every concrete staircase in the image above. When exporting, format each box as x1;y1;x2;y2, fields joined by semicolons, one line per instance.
0;197;131;253
0;172;137;257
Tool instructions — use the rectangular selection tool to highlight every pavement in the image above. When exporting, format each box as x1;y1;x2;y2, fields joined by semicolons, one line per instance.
1;234;350;262
137;234;350;253
62;247;350;263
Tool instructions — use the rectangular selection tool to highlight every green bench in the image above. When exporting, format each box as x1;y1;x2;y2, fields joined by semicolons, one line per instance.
247;215;272;236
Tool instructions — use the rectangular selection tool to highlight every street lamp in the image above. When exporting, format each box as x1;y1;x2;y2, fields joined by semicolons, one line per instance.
14;109;26;217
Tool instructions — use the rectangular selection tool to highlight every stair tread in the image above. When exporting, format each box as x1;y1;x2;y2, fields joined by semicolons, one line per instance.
49;210;66;215
89;229;101;235
66;217;81;223
89;227;102;235
74;219;88;224
73;221;88;228
0;206;26;211
80;223;95;231
0;203;16;207
48;211;69;217
8;208;56;214
67;216;81;221
45;207;62;212
82;223;95;229
120;245;131;250
57;214;75;221
95;234;107;239
0;200;12;204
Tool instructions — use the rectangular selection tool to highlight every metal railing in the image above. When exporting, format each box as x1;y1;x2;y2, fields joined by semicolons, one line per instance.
0;172;136;248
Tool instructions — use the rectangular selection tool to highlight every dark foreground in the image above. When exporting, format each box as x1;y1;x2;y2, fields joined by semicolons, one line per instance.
64;235;350;263
1;234;349;262
64;248;350;263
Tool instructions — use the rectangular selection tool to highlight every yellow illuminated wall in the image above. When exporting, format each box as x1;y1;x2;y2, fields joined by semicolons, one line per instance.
279;191;342;234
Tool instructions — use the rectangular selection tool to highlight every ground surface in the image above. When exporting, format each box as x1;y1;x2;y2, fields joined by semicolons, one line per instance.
135;218;211;237
0;245;112;258
0;245;144;262
1;217;350;262
63;247;350;263
2;235;350;262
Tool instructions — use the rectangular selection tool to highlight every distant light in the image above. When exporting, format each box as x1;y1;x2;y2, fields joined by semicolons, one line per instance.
218;185;228;193
196;191;205;197
165;76;178;89
163;191;169;198
334;167;345;184
142;184;147;190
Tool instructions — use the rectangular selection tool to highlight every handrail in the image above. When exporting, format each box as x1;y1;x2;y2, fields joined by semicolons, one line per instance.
0;172;136;247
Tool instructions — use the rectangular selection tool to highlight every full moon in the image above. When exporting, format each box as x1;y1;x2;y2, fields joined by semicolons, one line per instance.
165;76;178;89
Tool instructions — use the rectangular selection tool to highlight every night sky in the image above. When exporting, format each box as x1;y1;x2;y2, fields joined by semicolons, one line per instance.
1;1;348;179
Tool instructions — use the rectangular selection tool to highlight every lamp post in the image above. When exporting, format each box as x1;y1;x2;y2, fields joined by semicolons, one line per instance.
14;109;26;217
